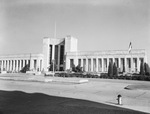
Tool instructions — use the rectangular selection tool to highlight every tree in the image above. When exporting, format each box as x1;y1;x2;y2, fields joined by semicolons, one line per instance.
108;62;113;77
20;64;30;73
49;62;57;71
76;64;82;72
140;62;145;75
144;63;150;76
71;63;82;72
113;63;118;76
71;63;77;72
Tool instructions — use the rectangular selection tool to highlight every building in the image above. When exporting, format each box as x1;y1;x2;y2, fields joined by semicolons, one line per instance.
0;35;147;73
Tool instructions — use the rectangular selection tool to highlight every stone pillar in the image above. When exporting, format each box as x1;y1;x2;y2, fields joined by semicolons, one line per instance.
91;58;93;72
22;60;24;69
6;60;8;71
40;59;42;71
86;58;88;71
101;58;104;72
16;60;18;72
19;60;22;71
37;59;40;71
118;58;121;72
124;58;127;72
7;60;9;71
23;60;25;68
57;45;60;70
137;57;140;72
130;57;133;73
107;58;109;72
26;59;28;65
112;58;115;64
1;60;3;71
5;60;7;71
65;58;69;70
96;58;98;72
81;58;83;68
52;45;55;60
30;59;33;70
3;60;5;71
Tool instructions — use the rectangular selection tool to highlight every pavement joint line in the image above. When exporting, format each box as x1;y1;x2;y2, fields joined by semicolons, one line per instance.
135;92;147;98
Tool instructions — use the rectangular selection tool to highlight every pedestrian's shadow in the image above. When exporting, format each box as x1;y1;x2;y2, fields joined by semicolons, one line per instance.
106;101;118;105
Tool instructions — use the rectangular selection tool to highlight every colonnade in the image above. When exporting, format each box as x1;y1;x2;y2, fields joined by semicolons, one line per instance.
0;59;42;72
69;57;145;73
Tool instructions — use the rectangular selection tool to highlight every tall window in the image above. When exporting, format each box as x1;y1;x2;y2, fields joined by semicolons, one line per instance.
60;45;64;64
55;45;58;64
49;45;52;64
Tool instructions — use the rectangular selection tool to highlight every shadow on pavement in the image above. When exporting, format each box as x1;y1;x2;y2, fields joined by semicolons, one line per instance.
0;90;148;114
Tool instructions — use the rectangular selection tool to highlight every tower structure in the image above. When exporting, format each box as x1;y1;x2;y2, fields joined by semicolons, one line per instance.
42;35;78;71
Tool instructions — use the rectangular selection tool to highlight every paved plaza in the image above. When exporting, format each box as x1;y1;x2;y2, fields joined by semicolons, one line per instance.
0;73;150;113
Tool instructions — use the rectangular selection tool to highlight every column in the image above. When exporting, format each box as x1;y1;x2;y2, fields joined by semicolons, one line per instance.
118;58;121;72
131;57;133;73
52;44;55;60
96;58;98;72
6;60;7;71
107;58;109;72
57;45;60;70
80;59;83;68
86;58;88;71
37;59;40;71
19;60;22;71
112;58;115;64
137;57;140;72
26;59;28;65
1;60;3;71
7;60;9;71
4;60;6;71
91;58;93;72
40;59;42;71
6;60;8;71
30;59;34;70
16;60;18;72
124;58;127;72
102;58;104;72
10;60;12;71
8;60;10;71
23;60;25;67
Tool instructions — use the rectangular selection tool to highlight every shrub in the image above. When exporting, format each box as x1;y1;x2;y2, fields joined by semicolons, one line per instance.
144;63;150;76
140;62;145;75
108;62;113;77
20;64;30;73
113;63;118;76
49;62;57;71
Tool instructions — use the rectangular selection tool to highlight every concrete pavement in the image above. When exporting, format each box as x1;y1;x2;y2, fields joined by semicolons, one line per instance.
0;73;150;113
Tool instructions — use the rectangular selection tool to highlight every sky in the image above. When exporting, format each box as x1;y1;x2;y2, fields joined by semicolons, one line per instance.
0;0;150;63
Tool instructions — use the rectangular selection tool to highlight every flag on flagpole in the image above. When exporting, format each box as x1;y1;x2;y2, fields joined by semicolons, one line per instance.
128;42;132;53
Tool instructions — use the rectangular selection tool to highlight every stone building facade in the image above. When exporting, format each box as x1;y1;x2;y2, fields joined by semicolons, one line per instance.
0;36;147;73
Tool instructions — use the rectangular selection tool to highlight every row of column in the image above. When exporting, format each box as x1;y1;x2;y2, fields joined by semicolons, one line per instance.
0;59;43;72
71;57;144;73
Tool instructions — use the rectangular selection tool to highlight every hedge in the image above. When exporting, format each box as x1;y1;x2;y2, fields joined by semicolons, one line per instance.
53;72;150;81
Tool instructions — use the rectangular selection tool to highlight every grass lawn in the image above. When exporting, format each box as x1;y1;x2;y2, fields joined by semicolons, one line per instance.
0;90;148;114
